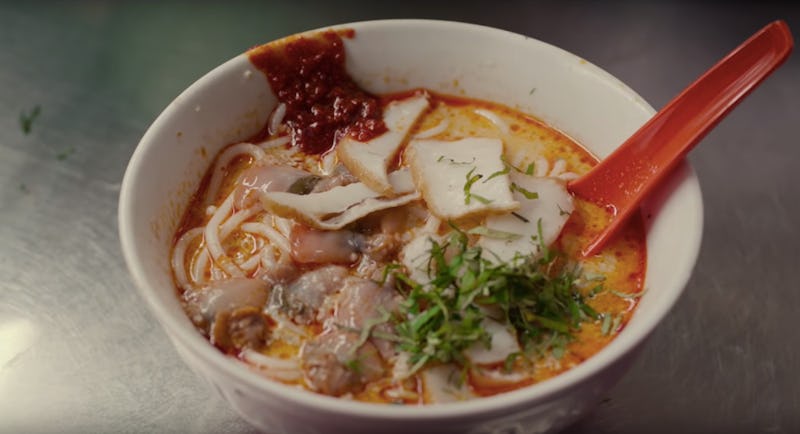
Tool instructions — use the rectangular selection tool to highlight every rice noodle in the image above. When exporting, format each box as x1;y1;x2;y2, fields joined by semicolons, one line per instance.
210;264;227;281
533;157;549;177
474;109;509;134
191;245;211;284
242;349;302;381
557;172;579;181
413;119;449;139
422;215;441;234
268;103;287;136
268;309;309;343
259;135;291;150
237;251;262;272
550;159;567;176
204;192;244;277
391;352;412;381
259;246;276;269
384;385;419;401
319;151;337;175
204;143;267;206
171;227;204;289
549;158;580;181
272;215;294;239
241;222;291;255
220;207;259;236
192;204;261;281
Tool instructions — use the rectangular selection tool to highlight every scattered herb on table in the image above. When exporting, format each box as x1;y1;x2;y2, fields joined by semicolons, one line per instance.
56;146;75;161
19;105;41;135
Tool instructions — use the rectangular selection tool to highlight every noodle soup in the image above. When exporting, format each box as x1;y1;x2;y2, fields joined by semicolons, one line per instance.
170;30;646;404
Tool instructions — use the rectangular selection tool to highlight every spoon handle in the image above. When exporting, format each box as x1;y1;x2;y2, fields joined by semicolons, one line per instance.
568;20;793;256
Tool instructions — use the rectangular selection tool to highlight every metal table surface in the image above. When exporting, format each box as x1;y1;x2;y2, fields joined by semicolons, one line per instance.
1;2;798;433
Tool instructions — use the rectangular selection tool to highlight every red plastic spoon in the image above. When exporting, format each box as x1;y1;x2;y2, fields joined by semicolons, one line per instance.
568;20;793;257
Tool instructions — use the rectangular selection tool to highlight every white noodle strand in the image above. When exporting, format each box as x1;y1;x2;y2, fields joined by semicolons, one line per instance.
243;349;300;370
259;135;291;150
422;215;441;234
272;215;294;239
557;172;580;181
194;205;260;281
171;227;204;290
268;103;287;136
413;119;449;139
533;157;549;177
260;246;276;269
474;109;509;134
550;159;567;177
204;193;244;277
191;246;211;285
204;143;267;206
237;251;262;272
319;151;337;176
220;207;259;236
241;222;291;255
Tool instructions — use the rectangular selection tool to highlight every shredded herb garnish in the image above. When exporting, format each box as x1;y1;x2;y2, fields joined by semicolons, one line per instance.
438;155;476;165
610;288;648;299
511;182;539;200
610;315;623;334
19;105;41;135
467;226;522;240
588;284;605;297
501;156;526;174
463;167;483;205
503;352;522;373
484;166;510;183
600;313;612;335
511;211;530;223
387;224;600;375
344;357;363;373
470;194;492;204
377;263;401;286
525;162;535;175
349;308;392;357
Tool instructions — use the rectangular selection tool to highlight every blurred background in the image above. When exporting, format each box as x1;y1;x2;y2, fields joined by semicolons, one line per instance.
1;1;798;433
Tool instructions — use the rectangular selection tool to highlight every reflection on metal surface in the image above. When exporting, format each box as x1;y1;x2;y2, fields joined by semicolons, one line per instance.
0;318;37;368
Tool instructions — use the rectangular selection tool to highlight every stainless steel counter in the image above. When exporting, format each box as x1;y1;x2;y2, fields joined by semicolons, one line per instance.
1;2;798;433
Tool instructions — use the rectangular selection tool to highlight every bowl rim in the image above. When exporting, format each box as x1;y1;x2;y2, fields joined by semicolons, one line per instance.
119;18;703;420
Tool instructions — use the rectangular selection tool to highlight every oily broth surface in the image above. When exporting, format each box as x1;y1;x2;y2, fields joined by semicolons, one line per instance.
172;91;646;403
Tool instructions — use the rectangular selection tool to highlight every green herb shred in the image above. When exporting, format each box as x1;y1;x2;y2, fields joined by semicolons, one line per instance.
510;182;539;200
525;162;535;175
19;105;41;135
483;166;510;183
463;167;483;205
387;225;600;375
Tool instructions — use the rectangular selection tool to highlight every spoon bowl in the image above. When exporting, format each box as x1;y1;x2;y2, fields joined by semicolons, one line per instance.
569;20;793;256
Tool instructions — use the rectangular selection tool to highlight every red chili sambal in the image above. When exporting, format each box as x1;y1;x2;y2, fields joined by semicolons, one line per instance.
248;30;386;155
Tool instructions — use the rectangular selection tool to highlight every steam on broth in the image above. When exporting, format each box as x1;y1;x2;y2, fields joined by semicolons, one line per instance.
171;29;646;404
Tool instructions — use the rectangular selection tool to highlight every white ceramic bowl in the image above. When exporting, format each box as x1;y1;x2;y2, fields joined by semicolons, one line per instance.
119;19;703;434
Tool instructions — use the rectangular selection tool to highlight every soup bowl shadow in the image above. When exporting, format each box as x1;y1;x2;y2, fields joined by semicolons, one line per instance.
119;19;703;434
